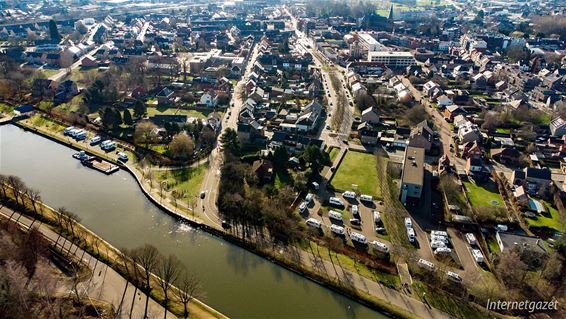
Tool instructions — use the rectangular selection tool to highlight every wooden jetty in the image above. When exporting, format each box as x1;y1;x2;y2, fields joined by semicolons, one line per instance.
73;152;119;175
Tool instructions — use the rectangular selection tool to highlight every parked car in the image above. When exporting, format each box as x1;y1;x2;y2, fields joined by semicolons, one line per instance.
407;228;416;243
495;224;508;232
329;197;344;207
305;193;314;204
431;230;448;237
404;217;413;228
351;205;359;217
417;259;436;271
117;152;128;162
360;194;373;202
430;241;446;249
89;136;102;145
330;224;345;236
465;233;477;246
371;240;389;253
472;249;484;263
375;226;386;234
446;271;463;283
342;191;356;199
431;234;449;243
328;210;343;221
299;201;308;214
306;218;322;229
373;211;381;224
350;232;367;244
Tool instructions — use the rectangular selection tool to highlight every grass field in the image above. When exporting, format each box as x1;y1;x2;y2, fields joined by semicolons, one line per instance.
526;201;565;232
146;106;220;119
328;147;340;163
0;102;13;117
156;164;208;202
331;151;381;198
463;181;502;209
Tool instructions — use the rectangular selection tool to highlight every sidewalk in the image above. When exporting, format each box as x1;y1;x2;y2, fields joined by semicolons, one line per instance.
0;206;174;319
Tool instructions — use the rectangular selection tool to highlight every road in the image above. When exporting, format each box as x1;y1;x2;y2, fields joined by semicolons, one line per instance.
199;42;262;227
0;206;172;319
48;41;110;82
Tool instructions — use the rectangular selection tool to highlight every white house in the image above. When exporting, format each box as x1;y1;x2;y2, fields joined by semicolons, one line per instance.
200;91;216;107
550;117;566;137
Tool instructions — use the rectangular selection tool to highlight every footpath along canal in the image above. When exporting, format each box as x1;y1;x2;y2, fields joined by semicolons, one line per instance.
0;124;390;319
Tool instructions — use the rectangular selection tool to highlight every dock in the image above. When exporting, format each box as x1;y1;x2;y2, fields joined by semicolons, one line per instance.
73;152;119;175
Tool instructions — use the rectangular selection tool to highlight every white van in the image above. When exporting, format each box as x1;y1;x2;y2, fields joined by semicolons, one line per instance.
305;193;314;204
446;271;463;283
431;230;448;237
64;126;75;135
472;249;484;263
306;218;322;229
373;211;381;224
434;247;452;256
74;130;87;140
465;233;477;246
350;232;367;244
360;194;373;202
117;152;128;162
89;135;102;145
299;201;308;213
417;259;436;271
404;217;413;228
407;228;416;243
351;205;359;217
329;197;344;207
371;240;389;253
342;191;356;199
431;234;449;243
328;210;343;221
330;224;345;236
430;241;446;249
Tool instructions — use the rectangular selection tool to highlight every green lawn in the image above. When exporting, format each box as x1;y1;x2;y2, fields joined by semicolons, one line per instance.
332;151;381;198
39;68;61;78
150;144;168;154
0;102;13;117
146;106;220;119
463;181;502;208
526;201;565;232
156;164;208;201
328;147;340;163
495;128;510;134
27;114;66;133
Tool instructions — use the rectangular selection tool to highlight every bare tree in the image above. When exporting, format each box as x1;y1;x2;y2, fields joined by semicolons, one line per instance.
7;175;26;210
25;188;41;227
156;254;182;319
174;270;204;319
132;244;161;318
0;174;9;198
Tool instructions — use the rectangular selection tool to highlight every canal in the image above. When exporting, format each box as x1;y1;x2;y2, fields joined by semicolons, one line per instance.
0;124;388;319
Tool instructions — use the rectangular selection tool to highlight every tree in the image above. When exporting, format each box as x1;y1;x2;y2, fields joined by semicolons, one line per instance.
496;249;528;289
169;133;194;160
507;44;529;62
123;109;133;126
301;145;328;174
101;107;117;129
134;121;159;148
174;270;204;319
48;20;61;43
132;244;161;319
403;105;428;126
7;175;26;209
157;254;182;318
272;146;289;169
220;128;240;156
133;99;147;118
113;109;123;128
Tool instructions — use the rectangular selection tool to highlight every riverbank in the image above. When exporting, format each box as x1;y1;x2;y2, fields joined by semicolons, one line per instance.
10;118;449;319
0;181;228;319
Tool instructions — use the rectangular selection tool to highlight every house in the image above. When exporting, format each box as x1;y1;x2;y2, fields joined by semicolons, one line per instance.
351;82;367;98
496;232;546;255
492;147;522;165
27;51;45;65
252;159;274;183
550;117;566;137
408;120;433;152
357;122;379;145
249;86;266;103
156;88;174;106
400;146;425;204
295;101;322;132
81;54;98;68
443;105;465;121
465;157;483;176
200;91;216;107
513;186;529;206
54;80;78;104
361;106;380;124
423;80;440;98
461;140;483;159
458;122;481;144
437;95;453;108
524;167;552;196
511;169;526;186
46;53;61;67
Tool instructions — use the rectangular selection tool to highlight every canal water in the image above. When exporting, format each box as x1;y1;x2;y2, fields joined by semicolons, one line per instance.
0;124;388;319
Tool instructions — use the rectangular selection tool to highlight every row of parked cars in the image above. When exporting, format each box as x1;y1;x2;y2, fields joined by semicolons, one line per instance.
64;126;128;162
417;258;463;284
305;218;390;254
429;230;452;257
465;232;484;264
